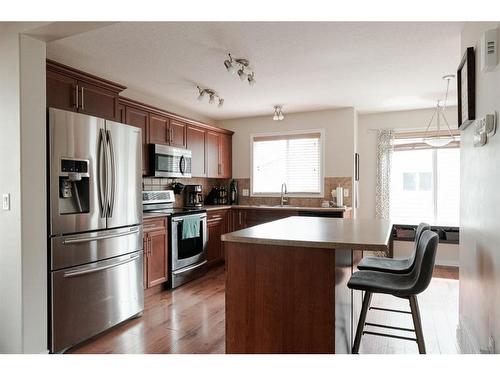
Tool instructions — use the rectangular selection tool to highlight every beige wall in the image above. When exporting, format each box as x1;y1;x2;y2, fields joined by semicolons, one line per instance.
218;108;356;179
0;24;47;354
458;22;500;354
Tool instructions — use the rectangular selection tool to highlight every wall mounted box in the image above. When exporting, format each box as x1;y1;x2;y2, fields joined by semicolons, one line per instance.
481;28;498;73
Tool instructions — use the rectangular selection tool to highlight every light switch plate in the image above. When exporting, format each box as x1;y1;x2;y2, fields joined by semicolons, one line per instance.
2;193;10;210
242;189;249;197
343;189;349;197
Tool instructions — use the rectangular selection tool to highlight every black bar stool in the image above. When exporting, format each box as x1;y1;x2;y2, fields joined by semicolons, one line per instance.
357;222;430;273
348;230;438;354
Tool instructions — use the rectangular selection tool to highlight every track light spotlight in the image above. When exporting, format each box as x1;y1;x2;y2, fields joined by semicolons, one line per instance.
224;53;256;85
196;86;224;109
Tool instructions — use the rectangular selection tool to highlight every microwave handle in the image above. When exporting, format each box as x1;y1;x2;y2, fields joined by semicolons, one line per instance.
179;155;186;174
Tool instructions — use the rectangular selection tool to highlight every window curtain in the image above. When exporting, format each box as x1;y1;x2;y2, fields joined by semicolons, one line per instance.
375;130;394;220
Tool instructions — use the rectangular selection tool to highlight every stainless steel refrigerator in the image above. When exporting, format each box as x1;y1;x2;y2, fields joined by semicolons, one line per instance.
48;108;143;353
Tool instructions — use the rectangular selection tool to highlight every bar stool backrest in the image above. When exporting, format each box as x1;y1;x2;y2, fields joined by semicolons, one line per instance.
408;222;431;270
408;230;439;295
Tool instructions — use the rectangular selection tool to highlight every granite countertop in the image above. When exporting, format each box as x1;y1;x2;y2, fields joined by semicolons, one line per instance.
231;204;352;212
221;216;392;251
204;205;232;211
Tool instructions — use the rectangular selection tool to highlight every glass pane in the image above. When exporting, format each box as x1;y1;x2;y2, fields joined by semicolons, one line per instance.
403;173;416;190
419;172;432;191
437;148;460;226
390;149;434;224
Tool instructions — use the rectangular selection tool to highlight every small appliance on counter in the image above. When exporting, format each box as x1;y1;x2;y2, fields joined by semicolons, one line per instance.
229;179;238;205
331;186;346;208
143;190;208;288
184;184;203;207
205;186;228;205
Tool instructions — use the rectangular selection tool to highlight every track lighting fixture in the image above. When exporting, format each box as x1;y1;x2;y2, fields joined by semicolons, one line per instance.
196;86;224;108
273;105;284;121
224;53;256;85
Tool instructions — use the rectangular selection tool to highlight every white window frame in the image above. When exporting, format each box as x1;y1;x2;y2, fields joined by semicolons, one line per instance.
249;128;325;198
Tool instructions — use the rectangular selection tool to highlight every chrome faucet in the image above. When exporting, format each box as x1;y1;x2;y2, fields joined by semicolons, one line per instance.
280;182;288;206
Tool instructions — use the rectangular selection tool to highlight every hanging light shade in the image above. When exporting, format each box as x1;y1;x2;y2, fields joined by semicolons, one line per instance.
423;75;456;147
273;105;284;121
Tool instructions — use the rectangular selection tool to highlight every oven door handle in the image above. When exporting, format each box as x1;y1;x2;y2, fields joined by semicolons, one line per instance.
172;260;207;276
172;213;207;222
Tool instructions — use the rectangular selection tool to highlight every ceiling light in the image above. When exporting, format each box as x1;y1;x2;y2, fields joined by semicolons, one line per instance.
224;53;256;85
195;86;224;109
423;75;456;147
273;105;284;121
247;73;256;86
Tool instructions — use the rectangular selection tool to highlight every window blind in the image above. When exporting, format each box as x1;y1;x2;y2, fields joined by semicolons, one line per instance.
252;131;322;195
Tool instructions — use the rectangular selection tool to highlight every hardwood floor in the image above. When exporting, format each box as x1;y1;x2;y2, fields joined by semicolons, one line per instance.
68;265;459;354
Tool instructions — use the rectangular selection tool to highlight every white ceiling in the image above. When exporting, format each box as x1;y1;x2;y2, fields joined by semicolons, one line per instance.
47;22;462;121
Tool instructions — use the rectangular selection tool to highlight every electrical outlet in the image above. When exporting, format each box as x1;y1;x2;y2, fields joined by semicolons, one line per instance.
242;189;249;197
343;189;349;197
2;193;10;210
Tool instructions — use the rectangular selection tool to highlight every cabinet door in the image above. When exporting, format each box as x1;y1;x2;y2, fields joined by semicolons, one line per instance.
206;131;220;178
146;229;168;288
186;125;206;177
125;106;149;175
169;119;187;148
78;81;119;121
207;217;224;264
219;133;232;178
46;70;78;112
148;114;169;145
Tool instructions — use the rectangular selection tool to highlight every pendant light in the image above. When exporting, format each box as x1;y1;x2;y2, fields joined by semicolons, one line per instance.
423;75;456;147
273;105;284;121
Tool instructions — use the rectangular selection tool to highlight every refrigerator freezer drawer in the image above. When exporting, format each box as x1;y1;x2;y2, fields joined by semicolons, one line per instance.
51;225;143;270
50;251;144;353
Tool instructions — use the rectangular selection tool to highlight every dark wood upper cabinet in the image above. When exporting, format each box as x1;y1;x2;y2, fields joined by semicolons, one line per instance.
219;133;232;179
186;125;206;177
117;103;125;123
124;106;149;175
169;119;187;148
207;131;220;178
77;81;119;121
46;59;125;121
46;70;78;112
148;113;170;145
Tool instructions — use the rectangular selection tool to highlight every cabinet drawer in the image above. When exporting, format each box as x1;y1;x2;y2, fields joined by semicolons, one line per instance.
143;218;166;232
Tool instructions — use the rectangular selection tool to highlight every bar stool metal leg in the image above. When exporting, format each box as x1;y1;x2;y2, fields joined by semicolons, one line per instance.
352;291;372;354
409;295;426;354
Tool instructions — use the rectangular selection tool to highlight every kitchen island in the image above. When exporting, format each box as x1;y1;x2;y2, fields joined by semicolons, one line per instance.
221;216;392;354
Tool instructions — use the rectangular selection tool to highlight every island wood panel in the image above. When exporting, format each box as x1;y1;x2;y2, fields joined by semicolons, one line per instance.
225;242;336;353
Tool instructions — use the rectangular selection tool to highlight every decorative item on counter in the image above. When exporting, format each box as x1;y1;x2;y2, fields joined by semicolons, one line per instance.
321;201;330;208
331;186;346;208
171;181;185;195
229;179;238;205
205;186;228;205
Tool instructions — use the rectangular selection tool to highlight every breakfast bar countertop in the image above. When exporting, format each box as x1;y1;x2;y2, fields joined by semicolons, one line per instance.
222;216;392;251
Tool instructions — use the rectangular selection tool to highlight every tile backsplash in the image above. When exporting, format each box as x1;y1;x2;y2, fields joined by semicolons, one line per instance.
233;177;353;207
142;177;230;207
143;176;353;208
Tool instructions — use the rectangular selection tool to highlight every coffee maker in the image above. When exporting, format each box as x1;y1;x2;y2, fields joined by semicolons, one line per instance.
185;185;203;207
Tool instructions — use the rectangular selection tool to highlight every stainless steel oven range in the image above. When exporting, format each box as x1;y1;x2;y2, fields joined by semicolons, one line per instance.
143;190;208;288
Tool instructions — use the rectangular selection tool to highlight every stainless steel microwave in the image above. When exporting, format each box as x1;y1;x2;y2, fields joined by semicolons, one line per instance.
149;144;192;178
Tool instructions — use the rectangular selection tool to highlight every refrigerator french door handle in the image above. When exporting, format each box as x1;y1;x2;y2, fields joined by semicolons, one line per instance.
98;129;107;218
63;253;141;278
106;130;116;218
62;226;141;245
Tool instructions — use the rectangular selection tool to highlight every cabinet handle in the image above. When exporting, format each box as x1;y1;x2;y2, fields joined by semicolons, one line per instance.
166;127;170;143
81;87;85;110
75;85;79;109
170;128;173;144
218;163;221;175
147;237;152;256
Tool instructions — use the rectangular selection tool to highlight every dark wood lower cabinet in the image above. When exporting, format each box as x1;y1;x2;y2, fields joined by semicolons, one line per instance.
143;217;168;289
207;209;230;266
